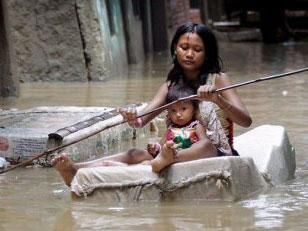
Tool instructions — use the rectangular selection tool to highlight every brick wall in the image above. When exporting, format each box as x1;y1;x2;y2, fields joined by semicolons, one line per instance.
166;0;203;44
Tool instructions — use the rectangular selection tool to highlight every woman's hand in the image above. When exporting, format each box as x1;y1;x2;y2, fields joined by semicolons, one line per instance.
197;84;219;103
118;107;143;128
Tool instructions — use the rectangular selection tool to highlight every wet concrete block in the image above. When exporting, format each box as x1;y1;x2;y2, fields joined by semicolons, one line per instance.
0;127;49;161
0;105;146;163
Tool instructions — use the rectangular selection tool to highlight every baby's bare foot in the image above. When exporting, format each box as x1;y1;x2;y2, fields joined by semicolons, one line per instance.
51;153;77;187
151;141;176;173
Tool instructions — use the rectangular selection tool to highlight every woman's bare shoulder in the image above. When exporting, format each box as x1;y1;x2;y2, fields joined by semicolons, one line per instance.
157;81;169;90
156;81;169;96
150;81;169;105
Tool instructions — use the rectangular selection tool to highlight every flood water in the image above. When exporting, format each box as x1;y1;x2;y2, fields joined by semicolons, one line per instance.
1;41;308;230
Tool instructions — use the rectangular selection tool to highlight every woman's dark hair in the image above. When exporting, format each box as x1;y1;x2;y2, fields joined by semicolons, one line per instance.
167;22;223;89
166;82;199;111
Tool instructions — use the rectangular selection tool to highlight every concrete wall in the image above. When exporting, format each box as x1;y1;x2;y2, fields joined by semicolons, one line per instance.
0;0;134;92
1;0;205;95
3;0;87;82
120;0;145;64
92;0;128;79
76;0;113;81
0;0;19;96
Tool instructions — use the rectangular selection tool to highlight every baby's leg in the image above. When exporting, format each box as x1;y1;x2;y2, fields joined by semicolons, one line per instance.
151;141;176;173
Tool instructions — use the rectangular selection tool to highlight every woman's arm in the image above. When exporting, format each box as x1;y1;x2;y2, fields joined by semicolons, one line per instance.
119;82;169;128
195;122;208;140
139;82;169;126
214;73;252;127
197;73;252;127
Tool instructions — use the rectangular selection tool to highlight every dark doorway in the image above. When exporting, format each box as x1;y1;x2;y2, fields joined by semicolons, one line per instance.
0;1;12;96
150;0;168;51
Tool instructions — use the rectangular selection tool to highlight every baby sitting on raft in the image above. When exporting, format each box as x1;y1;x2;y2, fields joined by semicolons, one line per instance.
52;84;221;187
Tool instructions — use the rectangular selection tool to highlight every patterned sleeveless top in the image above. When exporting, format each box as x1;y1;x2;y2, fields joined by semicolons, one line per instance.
197;73;232;155
206;73;233;145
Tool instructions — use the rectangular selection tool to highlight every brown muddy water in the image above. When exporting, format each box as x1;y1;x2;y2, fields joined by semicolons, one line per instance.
1;41;308;230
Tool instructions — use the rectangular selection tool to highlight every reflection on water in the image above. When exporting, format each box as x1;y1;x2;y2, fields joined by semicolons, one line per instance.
241;171;308;230
0;41;308;230
67;201;256;230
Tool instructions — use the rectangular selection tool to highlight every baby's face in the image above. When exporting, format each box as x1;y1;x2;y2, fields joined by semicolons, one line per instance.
168;101;195;126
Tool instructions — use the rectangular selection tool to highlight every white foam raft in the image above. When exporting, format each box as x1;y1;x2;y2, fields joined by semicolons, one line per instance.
70;125;296;201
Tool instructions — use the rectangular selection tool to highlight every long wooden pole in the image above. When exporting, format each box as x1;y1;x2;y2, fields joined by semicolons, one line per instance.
215;67;308;92
1;67;307;174
139;67;308;118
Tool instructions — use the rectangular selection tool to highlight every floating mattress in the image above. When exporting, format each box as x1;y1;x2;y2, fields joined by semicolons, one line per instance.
70;125;296;201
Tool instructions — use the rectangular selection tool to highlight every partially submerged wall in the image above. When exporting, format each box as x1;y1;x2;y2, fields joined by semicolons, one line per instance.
1;0;130;88
120;0;145;64
76;0;128;81
4;0;87;82
0;0;19;96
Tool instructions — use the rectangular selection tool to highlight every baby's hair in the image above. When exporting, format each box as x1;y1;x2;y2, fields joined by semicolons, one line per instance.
166;83;199;111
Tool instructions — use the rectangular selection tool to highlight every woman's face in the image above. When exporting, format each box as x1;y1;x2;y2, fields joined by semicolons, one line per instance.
175;32;205;76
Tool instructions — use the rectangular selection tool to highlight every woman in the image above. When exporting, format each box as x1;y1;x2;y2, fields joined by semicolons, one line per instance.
123;22;251;154
52;22;252;186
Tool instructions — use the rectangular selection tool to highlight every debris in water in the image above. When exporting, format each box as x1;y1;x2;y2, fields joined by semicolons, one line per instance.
282;90;288;96
0;157;9;169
